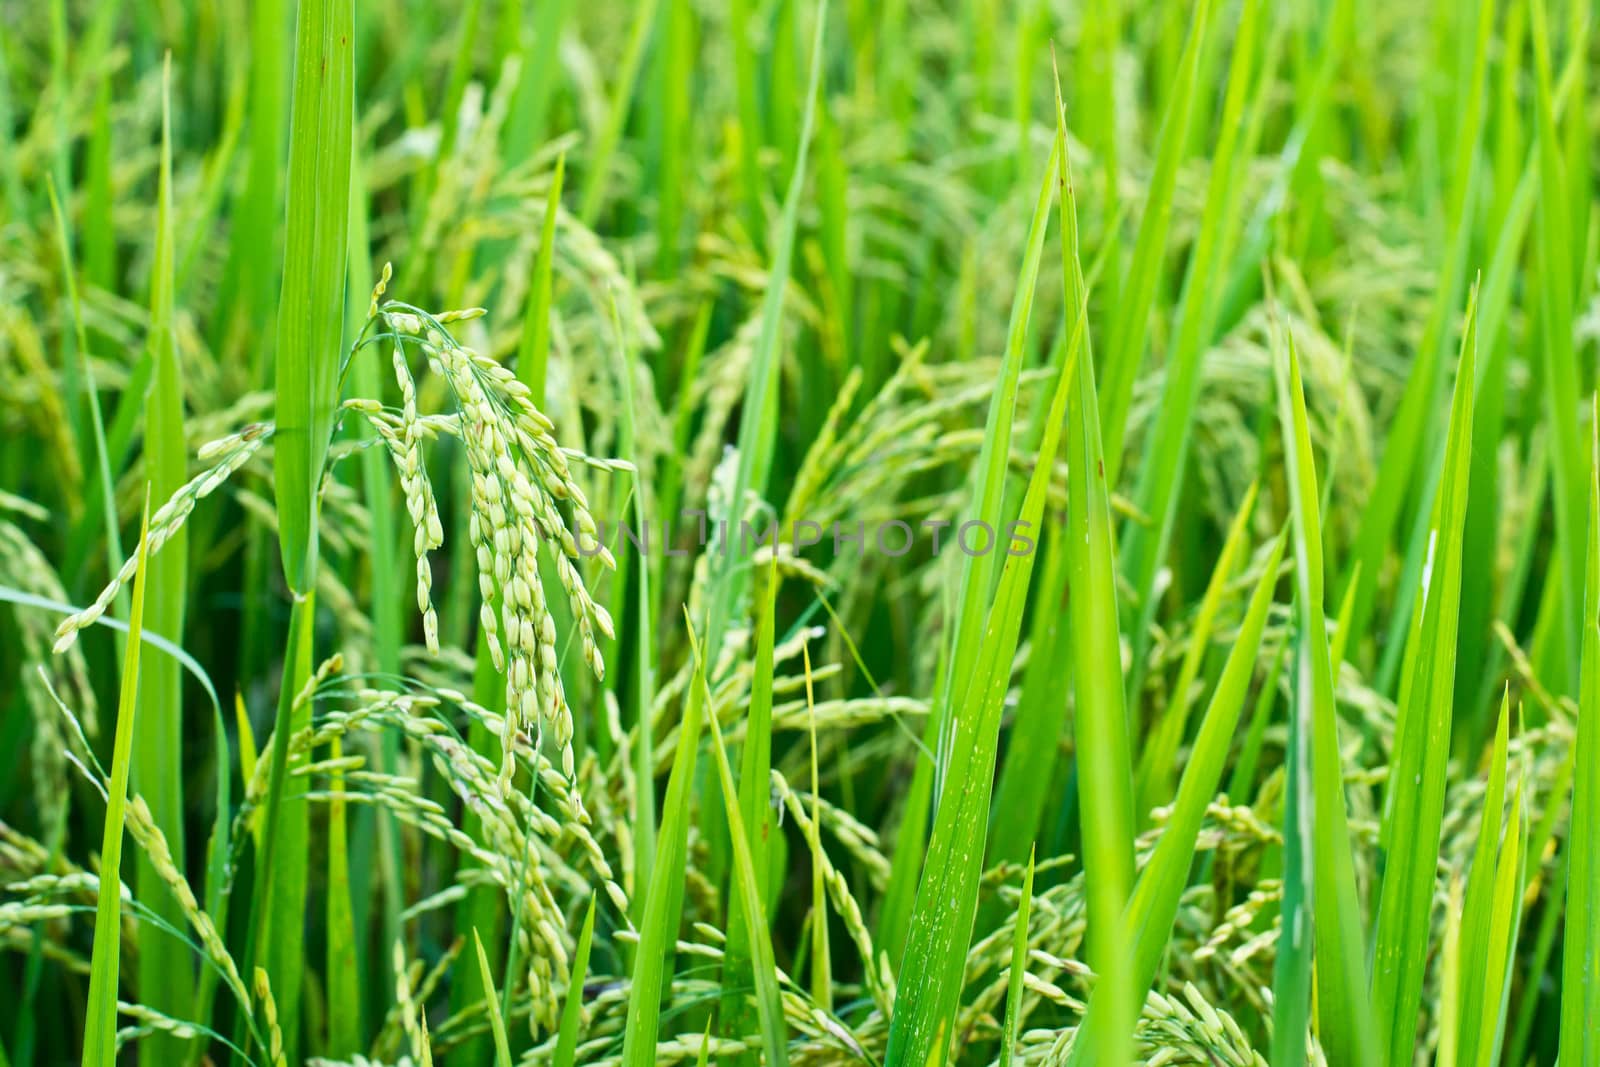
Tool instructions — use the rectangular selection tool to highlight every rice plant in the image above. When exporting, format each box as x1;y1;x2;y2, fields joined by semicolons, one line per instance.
2;0;1599;1065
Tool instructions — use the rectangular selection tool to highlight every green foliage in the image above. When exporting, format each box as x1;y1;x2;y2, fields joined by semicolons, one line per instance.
3;2;1598;1065
81;499;152;1067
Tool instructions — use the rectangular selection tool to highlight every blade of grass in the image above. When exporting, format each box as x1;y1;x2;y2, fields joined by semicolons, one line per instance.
1455;692;1511;1064
325;727;361;1057
1271;622;1311;1067
272;0;354;597
726;0;765;243
235;0;286;342
1225;636;1286;806
1134;480;1259;820
134;59;194;1061
608;287;657;911
1121;0;1264;679
252;0;354;1053
652;0;693;275
801;640;831;1009
701;0;828;669
1440;876;1464;1067
620;632;706;1066
1559;393;1600;1064
552;893;596;1067
882;114;1062;980
1370;284;1477;1065
1272;317;1379;1066
1054;79;1138;1064
884;102;1087;1063
577;0;660;225
997;847;1035;1067
502;0;572;160
723;558;780;1040
1076;530;1287;1065
471;929;514;1067
984;533;1070;871
1342;0;1492;667
691;621;789;1067
81;492;152;1067
1099;0;1213;480
1455;694;1518;1067
1367;0;1497;697
518;154;564;401
1476;777;1527;1067
1528;0;1584;694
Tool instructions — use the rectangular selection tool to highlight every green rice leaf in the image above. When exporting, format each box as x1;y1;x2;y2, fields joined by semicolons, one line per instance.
272;0;354;595
620;635;706;1066
1099;0;1213;478
884;100;1087;1063
133;59;193;1060
1134;480;1259;820
1559;393;1600;1064
553;894;597;1067
1071;530;1286;1063
517;152;564;404
702;0;828;667
82;493;152;1067
1455;694;1520;1067
1371;283;1477;1065
694;624;789;1067
472;929;514;1067
1272;320;1379;1066
723;558;780;1041
998;848;1035;1067
1057;89;1138;1065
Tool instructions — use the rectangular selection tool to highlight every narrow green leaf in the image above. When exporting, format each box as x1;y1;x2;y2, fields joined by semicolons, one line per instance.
1122;0;1262;663
1271;637;1312;1067
998;848;1035;1067
253;591;316;1058
553;894;597;1067
726;0;765;241
724;558;780;1042
884;107;1087;1063
82;493;152;1067
692;621;788;1067
519;153;564;403
503;0;573;159
273;0;354;595
135;59;194;1059
1456;695;1524;1067
1342;0;1492;664
985;534;1070;871
653;0;694;275
702;0;828;668
1225;637;1286;806
577;0;661;224
326;732;361;1056
1560;393;1600;1063
620;641;706;1066
802;641;831;1010
253;1;354;1050
1528;0;1584;693
1478;777;1526;1067
1099;0;1213;478
472;929;514;1067
1134;480;1259;820
1058;98;1137;1064
1272;322;1379;1066
1072;531;1286;1062
1371;285;1477;1066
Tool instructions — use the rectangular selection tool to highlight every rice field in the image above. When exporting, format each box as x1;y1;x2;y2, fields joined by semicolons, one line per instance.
0;0;1597;1063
